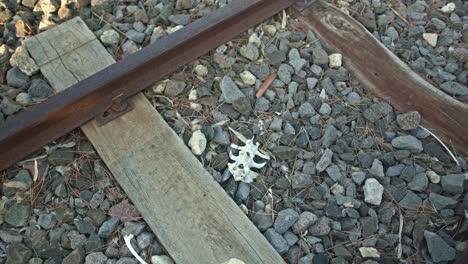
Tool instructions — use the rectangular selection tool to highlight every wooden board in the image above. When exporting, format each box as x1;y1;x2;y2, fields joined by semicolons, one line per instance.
293;1;468;157
26;17;284;264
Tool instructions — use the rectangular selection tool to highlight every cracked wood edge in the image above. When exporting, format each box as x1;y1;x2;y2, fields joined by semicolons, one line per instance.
293;1;468;157
26;16;284;264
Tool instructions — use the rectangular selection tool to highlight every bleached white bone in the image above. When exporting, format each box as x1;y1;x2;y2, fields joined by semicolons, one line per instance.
227;127;270;183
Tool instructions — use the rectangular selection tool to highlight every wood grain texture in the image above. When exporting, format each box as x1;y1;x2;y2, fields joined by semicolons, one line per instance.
28;16;284;264
294;1;468;157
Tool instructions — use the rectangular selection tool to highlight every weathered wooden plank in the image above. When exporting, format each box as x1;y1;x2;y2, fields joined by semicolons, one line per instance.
27;17;284;264
293;1;468;157
25;17;96;66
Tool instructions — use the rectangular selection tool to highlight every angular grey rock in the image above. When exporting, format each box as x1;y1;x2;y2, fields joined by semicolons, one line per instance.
220;76;252;115
278;64;293;84
441;174;465;194
429;193;457;211
137;232;154;250
6;242;32;264
351;171;366;186
369;159;384;179
292;172;313;189
126;29;145;43
316;149;333;172
67;230;86;249
289;58;307;74
424;231;456;262
28;79;54;100
85;252;108;264
363;179;384;206
168;14;190;25
440;81;468;96
326;165;344;182
6;67;29;88
116;257;138;264
213;126;230;145
298;102;316;118
1;97;22;116
307;77;318;90
98;217;120;238
4;204;30;227
10;45;39;76
122;221;145;236
274;209;300;234
255;97;270;112
386;164;404;177
272;146;299;160
270;117;282;132
312;47;329;65
164;79;186;97
264;228;289;254
396;111;421;130
308;217;331;236
236;182;250;201
37;213;57;230
62;247;85;264
322;125;339;147
253;211;273;231
407;173;428;192
100;30;120;45
240;43;259;61
391;135;423;153
347;92;361;104
292;212;318;234
299;253;314;264
266;50;286;65
283;231;298;246
399;191;422;210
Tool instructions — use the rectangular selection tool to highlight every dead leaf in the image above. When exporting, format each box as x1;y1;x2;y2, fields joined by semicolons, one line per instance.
108;199;141;222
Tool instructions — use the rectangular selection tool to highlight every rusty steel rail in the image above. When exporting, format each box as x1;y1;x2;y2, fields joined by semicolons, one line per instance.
0;0;299;171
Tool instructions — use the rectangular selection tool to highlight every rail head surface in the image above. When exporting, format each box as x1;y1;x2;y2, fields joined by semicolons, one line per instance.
0;0;299;171
293;0;468;157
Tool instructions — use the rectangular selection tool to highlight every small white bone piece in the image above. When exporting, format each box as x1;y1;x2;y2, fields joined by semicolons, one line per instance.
228;128;270;183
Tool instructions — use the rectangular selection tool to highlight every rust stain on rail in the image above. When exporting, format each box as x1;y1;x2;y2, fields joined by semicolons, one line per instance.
0;0;299;170
293;1;468;157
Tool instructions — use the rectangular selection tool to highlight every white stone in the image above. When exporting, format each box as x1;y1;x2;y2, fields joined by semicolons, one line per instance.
189;89;202;111
249;33;262;47
423;33;438;47
153;26;166;36
222;259;246;264
15;92;32;106
193;65;207;77
359;247;380;258
188;130;207;156
100;30;120;45
151;255;174;264
152;80;167;94
329;53;342;68
441;3;456;13
263;25;277;36
426;171;440;184
331;183;345;195
319;89;328;100
166;25;184;34
363;178;384;206
38;18;56;32
9;45;39;76
240;71;257;86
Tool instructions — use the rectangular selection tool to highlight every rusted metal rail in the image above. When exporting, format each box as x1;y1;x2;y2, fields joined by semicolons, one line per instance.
292;1;468;158
0;0;299;170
